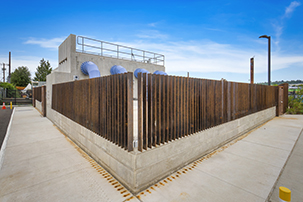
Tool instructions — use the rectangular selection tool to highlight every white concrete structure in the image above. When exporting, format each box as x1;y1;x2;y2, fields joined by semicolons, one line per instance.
48;104;276;193
44;34;277;194
48;34;165;98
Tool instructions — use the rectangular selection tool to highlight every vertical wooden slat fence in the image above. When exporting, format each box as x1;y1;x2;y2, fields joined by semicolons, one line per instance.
33;86;42;102
52;72;133;151
33;86;46;117
137;73;278;151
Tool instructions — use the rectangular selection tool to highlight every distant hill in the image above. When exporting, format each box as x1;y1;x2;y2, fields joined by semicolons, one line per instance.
258;80;303;85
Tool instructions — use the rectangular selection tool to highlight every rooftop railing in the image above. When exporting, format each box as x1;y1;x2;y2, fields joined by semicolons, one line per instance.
76;36;165;66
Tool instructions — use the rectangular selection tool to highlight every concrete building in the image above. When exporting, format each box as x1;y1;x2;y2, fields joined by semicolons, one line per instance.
44;34;277;194
48;34;165;98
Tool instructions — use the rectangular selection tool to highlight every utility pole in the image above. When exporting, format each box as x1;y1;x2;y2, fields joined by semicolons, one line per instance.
2;63;6;82
8;52;11;83
1;52;11;82
1;63;9;82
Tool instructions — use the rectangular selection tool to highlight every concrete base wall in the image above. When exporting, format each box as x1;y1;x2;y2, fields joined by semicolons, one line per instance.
35;100;42;114
47;103;276;194
47;106;137;190
134;107;276;191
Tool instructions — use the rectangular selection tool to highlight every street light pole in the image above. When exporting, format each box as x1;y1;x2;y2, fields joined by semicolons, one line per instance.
259;35;271;86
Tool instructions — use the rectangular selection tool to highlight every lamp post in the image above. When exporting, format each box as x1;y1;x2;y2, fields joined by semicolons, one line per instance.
259;35;271;86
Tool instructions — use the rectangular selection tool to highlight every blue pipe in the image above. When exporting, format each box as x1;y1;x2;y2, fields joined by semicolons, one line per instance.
110;65;127;75
134;68;150;78
80;61;100;79
153;70;168;75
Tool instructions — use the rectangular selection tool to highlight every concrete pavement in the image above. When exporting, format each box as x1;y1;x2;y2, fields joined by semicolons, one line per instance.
268;118;303;202
130;115;303;202
0;107;138;202
0;106;302;201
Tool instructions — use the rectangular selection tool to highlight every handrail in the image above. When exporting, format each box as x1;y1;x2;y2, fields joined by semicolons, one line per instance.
76;36;165;66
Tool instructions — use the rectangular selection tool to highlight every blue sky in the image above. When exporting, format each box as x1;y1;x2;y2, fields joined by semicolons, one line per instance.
0;0;302;83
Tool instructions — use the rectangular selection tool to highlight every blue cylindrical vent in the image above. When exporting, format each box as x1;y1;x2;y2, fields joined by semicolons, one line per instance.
153;70;168;75
134;68;150;78
80;61;101;79
110;65;127;75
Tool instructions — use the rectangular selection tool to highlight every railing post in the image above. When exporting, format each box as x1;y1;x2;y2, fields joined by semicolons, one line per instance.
82;37;84;52
117;45;119;59
101;41;103;56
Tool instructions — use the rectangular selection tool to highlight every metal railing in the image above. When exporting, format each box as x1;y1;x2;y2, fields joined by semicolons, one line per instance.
76;36;165;66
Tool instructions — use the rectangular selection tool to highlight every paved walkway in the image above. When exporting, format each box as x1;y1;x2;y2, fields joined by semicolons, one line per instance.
0;107;302;202
0;107;137;202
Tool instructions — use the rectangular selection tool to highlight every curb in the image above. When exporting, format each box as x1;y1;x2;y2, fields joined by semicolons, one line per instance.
0;107;15;171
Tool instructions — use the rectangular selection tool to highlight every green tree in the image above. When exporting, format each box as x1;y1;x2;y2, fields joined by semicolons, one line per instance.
287;85;303;114
0;82;16;90
34;58;52;81
11;66;31;87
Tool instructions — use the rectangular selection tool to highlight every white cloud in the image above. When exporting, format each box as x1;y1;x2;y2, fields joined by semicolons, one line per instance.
119;40;303;75
284;1;301;18
24;37;65;49
136;30;168;40
272;1;301;51
148;22;157;27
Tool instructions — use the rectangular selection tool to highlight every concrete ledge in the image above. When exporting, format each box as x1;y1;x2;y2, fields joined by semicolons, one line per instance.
47;106;276;194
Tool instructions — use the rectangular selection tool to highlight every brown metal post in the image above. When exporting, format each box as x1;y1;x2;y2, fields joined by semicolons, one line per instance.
126;72;133;152
42;86;46;117
250;57;254;84
138;73;143;151
32;87;35;107
9;52;11;81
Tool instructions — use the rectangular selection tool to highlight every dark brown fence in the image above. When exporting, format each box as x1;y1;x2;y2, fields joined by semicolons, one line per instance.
33;86;46;117
137;73;278;151
279;83;289;114
52;73;134;151
33;86;42;102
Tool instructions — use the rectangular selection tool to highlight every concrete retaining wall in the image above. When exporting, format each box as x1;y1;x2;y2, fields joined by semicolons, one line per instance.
47;101;276;193
35;100;42;114
134;106;276;191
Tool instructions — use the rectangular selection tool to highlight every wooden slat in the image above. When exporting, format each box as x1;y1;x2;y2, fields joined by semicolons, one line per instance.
160;75;165;144
143;73;148;149
148;73;153;148
138;73;143;151
153;74;157;146
126;72;133;152
157;75;162;144
168;76;173;141
173;76;177;140
165;76;169;142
